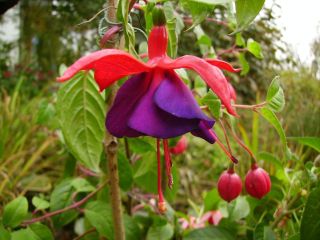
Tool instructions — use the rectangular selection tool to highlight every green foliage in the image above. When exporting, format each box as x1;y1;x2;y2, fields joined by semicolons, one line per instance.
57;71;105;172
3;197;28;228
254;224;276;240
235;0;265;31
260;108;287;152
266;77;285;112
50;179;79;227
11;224;53;240
185;227;234;240
300;186;320;240
288;137;320;152
84;201;114;239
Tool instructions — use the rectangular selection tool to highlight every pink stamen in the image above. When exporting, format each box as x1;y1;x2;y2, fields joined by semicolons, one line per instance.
163;139;173;189
209;130;238;164
157;139;166;213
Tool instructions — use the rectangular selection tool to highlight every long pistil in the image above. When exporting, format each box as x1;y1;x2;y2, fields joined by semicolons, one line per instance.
157;139;166;214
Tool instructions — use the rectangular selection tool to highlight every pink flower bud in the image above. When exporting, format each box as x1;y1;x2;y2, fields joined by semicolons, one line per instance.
169;135;188;155
217;169;242;202
245;163;271;199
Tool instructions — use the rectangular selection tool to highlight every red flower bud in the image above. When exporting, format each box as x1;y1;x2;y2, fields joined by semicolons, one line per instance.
169;135;188;155
245;163;271;199
217;169;242;202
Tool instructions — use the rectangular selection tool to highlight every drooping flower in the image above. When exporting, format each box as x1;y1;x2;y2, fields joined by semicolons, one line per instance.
57;5;239;213
245;163;271;199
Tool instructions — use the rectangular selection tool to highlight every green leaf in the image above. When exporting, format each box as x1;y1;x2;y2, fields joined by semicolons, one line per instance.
0;223;10;240
235;0;265;31
258;152;288;182
57;71;105;172
254;223;276;240
84;201;114;240
147;222;174;240
36;100;55;125
118;152;133;191
3;196;28;228
236;33;245;47
28;223;54;240
266;76;285;112
202;91;221;119
11;229;35;240
134;152;157;193
50;179;78;228
71;178;96;193
247;39;263;59
238;53;250;75
228;196;250;221
300;186;320;240
204;188;220;211
184;227;234;240
180;0;231;28
32;197;50;211
11;224;53;240
128;138;155;153
124;215;142;240
288;137;320;152
260;108;287;152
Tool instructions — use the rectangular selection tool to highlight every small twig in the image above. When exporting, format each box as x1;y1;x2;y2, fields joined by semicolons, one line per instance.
200;101;267;111
271;194;301;228
21;180;108;225
73;228;96;240
183;16;229;27
76;7;108;26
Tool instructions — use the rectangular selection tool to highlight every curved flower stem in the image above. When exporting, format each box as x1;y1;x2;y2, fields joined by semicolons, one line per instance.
209;130;238;164
218;119;232;154
21;180;108;226
224;120;257;162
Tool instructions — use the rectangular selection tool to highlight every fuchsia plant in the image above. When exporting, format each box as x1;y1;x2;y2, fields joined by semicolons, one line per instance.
58;5;271;212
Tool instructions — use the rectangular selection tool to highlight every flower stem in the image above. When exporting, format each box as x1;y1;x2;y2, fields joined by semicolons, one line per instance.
209;130;238;164
224;120;257;162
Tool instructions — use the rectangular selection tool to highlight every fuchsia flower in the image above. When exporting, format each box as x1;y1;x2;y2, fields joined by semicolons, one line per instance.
58;6;239;213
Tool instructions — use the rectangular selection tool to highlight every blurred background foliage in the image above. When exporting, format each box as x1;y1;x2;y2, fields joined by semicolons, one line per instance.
0;0;320;239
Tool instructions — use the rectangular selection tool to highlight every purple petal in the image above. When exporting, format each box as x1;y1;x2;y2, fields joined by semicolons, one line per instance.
128;71;202;138
191;121;216;143
154;71;214;126
106;73;149;137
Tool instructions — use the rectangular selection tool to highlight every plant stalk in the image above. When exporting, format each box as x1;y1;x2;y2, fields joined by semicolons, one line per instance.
104;0;125;239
